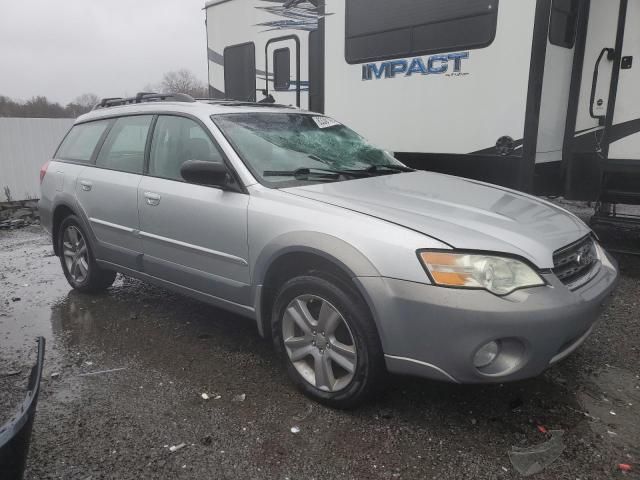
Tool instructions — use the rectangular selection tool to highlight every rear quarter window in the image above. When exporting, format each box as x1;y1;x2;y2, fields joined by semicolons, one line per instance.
55;120;110;163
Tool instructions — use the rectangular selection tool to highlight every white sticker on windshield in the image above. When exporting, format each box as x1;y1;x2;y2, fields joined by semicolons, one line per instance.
312;116;341;129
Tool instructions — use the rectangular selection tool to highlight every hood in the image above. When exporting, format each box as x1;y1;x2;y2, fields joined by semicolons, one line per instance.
283;171;590;268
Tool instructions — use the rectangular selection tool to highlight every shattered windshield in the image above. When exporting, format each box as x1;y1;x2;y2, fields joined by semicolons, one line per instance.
212;112;407;187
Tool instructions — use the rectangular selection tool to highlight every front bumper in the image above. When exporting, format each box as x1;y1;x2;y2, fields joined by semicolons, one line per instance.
357;249;618;384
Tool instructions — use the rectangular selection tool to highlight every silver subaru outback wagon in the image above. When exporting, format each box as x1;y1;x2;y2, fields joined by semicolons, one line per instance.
39;94;618;408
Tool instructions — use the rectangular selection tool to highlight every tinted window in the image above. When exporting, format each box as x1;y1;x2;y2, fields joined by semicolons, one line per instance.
274;48;291;91
224;43;256;101
56;120;110;162
345;0;499;64
96;116;152;174
149;116;224;181
549;0;579;48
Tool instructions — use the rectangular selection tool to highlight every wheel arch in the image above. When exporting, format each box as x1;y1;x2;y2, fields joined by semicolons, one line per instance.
252;232;381;338
51;201;96;257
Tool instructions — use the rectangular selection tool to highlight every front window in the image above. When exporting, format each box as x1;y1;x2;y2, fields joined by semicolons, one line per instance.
212;112;408;187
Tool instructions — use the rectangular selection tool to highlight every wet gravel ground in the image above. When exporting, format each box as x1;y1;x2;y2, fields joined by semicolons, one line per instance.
1;204;639;479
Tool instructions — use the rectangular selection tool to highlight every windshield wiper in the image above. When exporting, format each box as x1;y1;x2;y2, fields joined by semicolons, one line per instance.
362;164;415;174
263;167;363;180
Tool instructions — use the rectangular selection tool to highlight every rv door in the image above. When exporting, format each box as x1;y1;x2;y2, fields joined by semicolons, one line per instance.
564;0;622;199
607;0;640;165
266;36;300;107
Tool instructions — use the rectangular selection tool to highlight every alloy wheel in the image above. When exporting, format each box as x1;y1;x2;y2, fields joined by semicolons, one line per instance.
282;294;358;392
62;226;89;284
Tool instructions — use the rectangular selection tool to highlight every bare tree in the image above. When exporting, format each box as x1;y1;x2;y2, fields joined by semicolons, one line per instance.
66;93;100;117
74;93;99;108
160;69;208;98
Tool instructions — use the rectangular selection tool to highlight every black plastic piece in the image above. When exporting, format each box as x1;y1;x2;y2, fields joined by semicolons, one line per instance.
180;160;229;188
0;337;45;480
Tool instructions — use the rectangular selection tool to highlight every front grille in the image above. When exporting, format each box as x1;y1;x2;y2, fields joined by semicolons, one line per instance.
553;235;598;286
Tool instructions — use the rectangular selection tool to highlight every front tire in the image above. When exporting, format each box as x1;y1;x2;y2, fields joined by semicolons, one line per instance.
272;274;385;409
57;215;116;293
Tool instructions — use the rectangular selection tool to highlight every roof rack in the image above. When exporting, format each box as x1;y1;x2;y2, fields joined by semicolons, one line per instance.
194;98;296;109
93;92;196;110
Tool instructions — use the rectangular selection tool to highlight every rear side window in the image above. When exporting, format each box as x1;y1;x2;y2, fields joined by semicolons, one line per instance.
96;115;153;174
224;42;256;101
549;0;579;48
273;48;291;91
345;0;499;64
55;120;110;162
149;115;224;182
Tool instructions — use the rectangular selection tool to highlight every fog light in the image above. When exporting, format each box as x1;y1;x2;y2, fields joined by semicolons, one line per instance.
474;341;500;368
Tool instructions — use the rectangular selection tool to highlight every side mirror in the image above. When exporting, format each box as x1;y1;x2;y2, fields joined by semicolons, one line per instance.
180;160;229;188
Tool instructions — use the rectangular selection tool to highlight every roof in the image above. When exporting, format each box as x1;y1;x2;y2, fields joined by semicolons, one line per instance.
75;100;303;124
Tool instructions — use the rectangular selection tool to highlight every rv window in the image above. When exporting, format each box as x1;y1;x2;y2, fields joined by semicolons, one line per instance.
224;42;256;101
273;48;291;91
344;0;499;64
549;0;579;48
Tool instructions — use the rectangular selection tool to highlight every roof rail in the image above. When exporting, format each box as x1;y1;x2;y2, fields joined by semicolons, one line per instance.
93;92;196;110
194;98;296;109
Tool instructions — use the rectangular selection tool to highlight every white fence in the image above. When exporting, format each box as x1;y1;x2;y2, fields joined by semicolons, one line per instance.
0;117;74;201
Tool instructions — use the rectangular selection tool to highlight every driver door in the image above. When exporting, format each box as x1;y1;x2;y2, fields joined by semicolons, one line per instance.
138;114;250;305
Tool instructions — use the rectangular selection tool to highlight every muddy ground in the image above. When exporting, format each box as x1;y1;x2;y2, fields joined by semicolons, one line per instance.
1;204;639;479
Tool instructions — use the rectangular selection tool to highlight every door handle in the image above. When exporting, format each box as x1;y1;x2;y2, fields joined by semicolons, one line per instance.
590;47;615;121
144;192;161;206
79;180;92;191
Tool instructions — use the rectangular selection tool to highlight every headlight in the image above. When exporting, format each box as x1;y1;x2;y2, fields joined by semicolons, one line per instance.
418;251;545;295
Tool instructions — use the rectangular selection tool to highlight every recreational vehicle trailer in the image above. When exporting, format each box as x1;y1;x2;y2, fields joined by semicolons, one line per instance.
205;0;640;206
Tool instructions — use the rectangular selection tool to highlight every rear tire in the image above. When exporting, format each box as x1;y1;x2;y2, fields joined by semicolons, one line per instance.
272;273;385;409
57;215;116;293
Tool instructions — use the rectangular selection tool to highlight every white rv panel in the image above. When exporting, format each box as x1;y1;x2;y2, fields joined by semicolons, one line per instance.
323;0;537;155
206;0;312;108
608;0;640;161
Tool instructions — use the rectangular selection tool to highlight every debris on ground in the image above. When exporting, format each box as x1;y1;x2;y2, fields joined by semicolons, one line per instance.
232;393;246;402
169;443;187;453
2;370;21;377
292;404;313;422
201;393;210;400
508;430;565;477
50;372;60;379
290;426;300;434
77;367;126;377
537;425;548;434
11;297;21;302
618;464;632;472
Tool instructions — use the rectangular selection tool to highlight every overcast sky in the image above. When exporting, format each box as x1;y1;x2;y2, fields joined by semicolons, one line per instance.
0;0;208;105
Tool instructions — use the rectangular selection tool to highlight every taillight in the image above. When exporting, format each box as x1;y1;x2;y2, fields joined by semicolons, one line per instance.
40;161;50;184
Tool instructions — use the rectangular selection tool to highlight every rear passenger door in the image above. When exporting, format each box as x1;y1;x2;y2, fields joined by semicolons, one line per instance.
138;115;250;305
76;115;153;270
